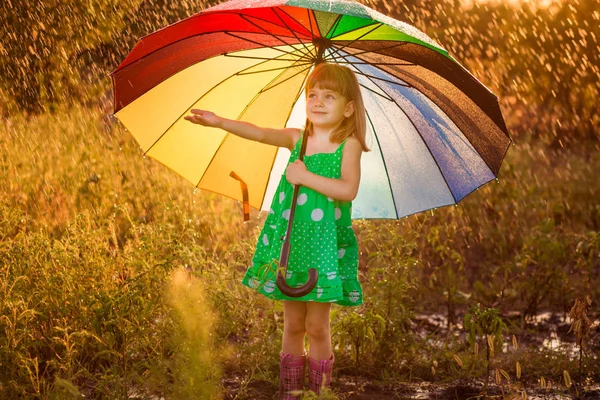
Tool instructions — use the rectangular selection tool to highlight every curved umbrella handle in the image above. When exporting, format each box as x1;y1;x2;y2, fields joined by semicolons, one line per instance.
276;127;318;297
277;267;318;297
276;228;318;297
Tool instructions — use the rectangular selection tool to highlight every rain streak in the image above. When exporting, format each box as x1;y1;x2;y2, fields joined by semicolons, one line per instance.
1;0;599;399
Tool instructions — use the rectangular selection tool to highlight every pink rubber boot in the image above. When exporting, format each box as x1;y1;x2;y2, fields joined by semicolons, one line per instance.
307;353;335;395
279;352;306;399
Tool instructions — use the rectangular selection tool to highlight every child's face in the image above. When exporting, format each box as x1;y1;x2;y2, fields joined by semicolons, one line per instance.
306;86;355;130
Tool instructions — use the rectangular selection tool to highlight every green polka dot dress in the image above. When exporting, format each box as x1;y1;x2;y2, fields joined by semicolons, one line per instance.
241;134;363;306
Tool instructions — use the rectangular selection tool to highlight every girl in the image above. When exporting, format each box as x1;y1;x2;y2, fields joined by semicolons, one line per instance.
185;63;369;398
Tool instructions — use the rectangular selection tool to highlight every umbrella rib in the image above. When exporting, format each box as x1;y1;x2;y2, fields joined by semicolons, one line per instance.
364;108;400;219
327;19;380;41
202;11;312;41
306;8;317;37
273;7;315;58
122;10;299;47
333;49;458;204
114;27;312;77
327;23;384;60
339;47;500;179
285;66;311;127
236;13;302;48
194;63;310;191
111;31;258;76
224;54;307;62
327;46;412;88
383;65;501;177
113;6;317;74
330;60;415;67
325;14;344;39
236;61;315;76
294;46;318;63
260;68;312;209
358;83;394;102
258;64;314;94
329;41;409;60
345;69;411;88
225;32;314;61
143;54;286;156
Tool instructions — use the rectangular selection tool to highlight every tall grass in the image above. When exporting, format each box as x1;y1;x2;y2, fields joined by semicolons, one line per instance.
1;104;599;397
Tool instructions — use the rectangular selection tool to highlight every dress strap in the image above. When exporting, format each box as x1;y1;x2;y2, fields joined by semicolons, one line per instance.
337;138;348;154
290;129;303;160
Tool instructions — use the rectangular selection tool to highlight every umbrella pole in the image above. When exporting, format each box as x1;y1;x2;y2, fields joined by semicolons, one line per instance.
276;129;318;297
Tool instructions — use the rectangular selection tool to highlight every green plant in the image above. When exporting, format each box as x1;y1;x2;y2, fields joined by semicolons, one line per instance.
359;221;415;376
426;223;466;329
331;309;385;380
464;304;507;389
166;268;223;399
567;297;593;398
515;218;571;321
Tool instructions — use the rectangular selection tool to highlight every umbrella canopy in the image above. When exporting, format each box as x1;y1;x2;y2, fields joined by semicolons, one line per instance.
111;0;511;220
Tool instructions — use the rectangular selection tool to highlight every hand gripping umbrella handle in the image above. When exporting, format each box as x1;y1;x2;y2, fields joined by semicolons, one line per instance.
276;128;318;297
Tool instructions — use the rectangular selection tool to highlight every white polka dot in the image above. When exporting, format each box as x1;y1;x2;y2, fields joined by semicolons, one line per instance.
262;234;269;246
327;197;333;202
326;271;337;280
269;224;276;229
282;209;290;220
279;192;285;203
264;281;276;293
316;287;323;298
335;208;342;220
349;290;360;303
286;271;293;280
248;278;259;288
311;208;324;221
297;193;308;205
338;249;346;259
269;208;274;215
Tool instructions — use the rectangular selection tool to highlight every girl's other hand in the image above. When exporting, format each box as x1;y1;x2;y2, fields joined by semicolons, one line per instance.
184;109;222;128
286;160;308;185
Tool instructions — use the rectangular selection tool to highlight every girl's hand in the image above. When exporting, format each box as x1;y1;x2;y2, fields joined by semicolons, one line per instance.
286;160;308;185
184;109;222;128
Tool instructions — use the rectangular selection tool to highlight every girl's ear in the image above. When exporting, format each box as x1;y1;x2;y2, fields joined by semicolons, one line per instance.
344;101;355;118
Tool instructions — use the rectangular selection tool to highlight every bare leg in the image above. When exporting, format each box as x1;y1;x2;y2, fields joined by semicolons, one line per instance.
305;302;332;361
282;301;307;355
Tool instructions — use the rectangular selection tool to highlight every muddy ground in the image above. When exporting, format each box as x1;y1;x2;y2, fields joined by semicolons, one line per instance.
222;312;600;399
222;375;600;399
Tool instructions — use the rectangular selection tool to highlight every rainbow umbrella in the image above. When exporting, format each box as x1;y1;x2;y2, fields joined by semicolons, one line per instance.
111;0;511;222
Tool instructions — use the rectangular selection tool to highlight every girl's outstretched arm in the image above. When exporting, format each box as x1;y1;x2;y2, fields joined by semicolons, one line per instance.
286;137;362;202
184;109;299;151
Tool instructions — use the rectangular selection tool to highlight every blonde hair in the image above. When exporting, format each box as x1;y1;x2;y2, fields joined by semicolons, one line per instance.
304;63;370;152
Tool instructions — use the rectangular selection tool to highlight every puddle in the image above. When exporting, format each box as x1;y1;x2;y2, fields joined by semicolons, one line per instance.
414;312;600;361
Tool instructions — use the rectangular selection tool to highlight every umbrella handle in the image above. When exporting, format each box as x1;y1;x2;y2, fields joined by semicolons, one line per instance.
277;230;318;297
276;267;318;297
276;128;319;297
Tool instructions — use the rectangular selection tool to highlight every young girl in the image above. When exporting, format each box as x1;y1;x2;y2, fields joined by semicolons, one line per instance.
185;63;369;398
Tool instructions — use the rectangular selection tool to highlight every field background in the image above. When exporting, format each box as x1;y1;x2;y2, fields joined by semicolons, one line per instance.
1;0;599;398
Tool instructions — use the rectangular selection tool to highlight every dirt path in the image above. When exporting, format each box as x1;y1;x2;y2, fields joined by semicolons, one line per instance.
223;376;599;399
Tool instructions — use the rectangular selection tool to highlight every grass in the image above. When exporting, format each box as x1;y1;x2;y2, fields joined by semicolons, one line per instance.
1;104;599;398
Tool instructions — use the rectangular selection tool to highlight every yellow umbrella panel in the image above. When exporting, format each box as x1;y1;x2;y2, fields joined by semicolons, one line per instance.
115;45;315;211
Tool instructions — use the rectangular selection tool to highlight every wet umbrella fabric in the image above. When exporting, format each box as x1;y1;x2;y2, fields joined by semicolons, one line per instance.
111;0;511;222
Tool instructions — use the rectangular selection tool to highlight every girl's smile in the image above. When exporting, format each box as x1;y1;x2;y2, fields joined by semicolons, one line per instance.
306;87;354;131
